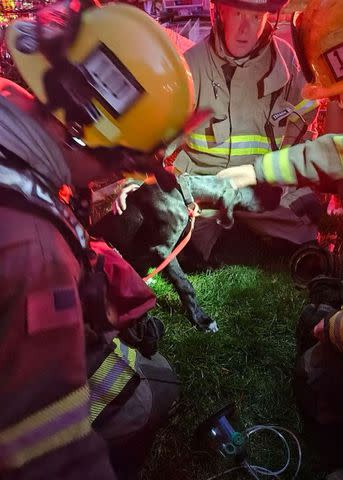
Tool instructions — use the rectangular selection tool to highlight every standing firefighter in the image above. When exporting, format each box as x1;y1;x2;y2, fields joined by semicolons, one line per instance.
0;1;194;478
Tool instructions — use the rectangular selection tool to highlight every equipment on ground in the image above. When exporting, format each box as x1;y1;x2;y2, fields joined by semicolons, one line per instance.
290;243;334;288
195;403;302;479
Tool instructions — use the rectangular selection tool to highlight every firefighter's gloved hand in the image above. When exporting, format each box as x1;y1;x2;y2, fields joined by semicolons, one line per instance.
217;164;257;188
118;315;165;359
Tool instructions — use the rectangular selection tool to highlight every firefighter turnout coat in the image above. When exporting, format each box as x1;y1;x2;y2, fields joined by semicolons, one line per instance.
173;28;320;246
175;30;318;173
255;134;343;188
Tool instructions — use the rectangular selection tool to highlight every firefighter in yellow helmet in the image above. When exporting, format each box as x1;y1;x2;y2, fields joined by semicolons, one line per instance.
6;0;195;188
0;1;193;478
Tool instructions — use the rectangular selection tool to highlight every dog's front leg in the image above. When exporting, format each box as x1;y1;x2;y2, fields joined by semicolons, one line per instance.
164;258;218;332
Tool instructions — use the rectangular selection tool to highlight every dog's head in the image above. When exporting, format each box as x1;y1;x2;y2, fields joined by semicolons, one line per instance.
236;184;282;212
90;146;178;192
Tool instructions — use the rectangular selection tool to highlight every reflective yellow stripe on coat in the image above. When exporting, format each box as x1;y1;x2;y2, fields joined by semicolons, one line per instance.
187;134;283;156
289;99;319;123
89;339;136;423
0;385;91;469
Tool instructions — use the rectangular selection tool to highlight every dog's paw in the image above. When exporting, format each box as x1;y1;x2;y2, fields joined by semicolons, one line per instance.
192;311;219;333
207;320;219;333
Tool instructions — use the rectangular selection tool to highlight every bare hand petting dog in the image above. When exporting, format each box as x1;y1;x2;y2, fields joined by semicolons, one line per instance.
217;164;257;188
112;182;140;215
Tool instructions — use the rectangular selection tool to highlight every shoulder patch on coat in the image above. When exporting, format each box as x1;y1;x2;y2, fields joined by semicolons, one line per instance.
53;288;77;311
27;287;79;335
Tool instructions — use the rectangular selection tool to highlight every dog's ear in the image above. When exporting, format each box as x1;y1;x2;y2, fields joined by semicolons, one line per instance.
153;164;178;192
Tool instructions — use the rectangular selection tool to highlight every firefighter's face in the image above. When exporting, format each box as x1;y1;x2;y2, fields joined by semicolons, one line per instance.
219;4;269;57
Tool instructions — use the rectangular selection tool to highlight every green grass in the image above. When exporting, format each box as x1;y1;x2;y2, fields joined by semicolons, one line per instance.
142;262;325;480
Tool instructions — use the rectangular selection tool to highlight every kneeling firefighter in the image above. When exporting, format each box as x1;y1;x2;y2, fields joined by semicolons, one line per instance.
218;0;343;193
81;240;180;480
295;275;343;479
0;1;194;478
215;0;343;477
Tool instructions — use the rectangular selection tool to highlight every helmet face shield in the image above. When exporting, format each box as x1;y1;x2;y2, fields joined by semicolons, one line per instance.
80;43;145;120
291;11;315;84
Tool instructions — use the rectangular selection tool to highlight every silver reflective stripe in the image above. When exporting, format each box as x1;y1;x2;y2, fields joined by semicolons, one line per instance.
333;136;343;165
187;134;282;156
289;99;319;122
262;148;296;184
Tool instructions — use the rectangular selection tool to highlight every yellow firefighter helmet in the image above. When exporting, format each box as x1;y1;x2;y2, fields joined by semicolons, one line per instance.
292;0;343;100
6;1;194;152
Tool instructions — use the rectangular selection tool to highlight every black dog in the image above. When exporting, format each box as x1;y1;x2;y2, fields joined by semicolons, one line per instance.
91;175;281;332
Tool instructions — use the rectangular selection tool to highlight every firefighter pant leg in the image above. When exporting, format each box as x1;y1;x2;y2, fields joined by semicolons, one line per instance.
187;187;321;262
93;351;180;480
235;186;321;245
294;343;343;471
235;206;318;245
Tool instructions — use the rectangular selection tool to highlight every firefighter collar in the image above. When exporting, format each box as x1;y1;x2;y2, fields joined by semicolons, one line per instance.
0;161;88;249
262;36;291;97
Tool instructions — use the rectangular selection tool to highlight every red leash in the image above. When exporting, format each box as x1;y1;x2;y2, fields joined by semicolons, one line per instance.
143;203;200;282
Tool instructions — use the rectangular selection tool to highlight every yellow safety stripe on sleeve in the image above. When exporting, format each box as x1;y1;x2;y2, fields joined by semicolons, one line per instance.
187;134;283;156
261;148;295;184
333;136;343;167
278;148;296;183
262;151;276;183
0;385;90;469
113;337;137;369
289;98;319;123
89;340;136;423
